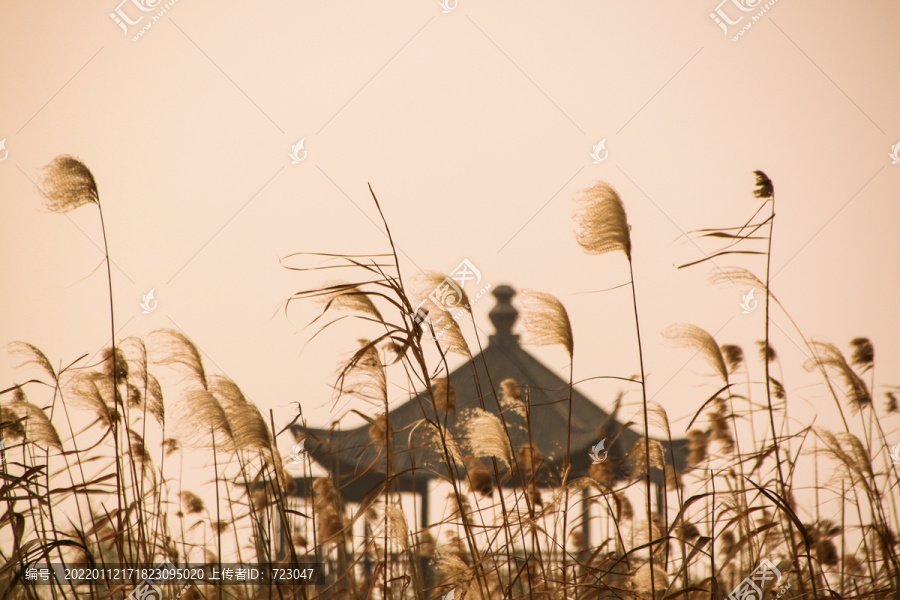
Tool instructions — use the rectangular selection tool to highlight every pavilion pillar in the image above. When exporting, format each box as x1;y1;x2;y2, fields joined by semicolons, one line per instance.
581;488;590;549
420;482;429;529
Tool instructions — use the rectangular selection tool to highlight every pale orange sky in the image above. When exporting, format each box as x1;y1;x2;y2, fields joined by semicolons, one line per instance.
2;0;899;495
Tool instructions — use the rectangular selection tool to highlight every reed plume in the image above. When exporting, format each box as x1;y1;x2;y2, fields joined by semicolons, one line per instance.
458;408;513;470
721;344;744;374
8;341;57;382
338;339;388;406
464;457;494;497
315;280;383;320
39;155;99;213
5;388;62;450
573;181;632;258
179;491;206;515
626;438;665;485
849;337;874;373
148;329;208;386
663;323;728;382
499;378;526;418
368;412;391;449
433;377;456;414
517;289;574;358
807;341;872;412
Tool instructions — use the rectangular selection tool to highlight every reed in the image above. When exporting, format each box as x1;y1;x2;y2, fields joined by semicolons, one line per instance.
1;165;897;599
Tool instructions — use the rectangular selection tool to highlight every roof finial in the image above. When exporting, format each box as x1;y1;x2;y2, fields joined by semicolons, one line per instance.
489;285;518;345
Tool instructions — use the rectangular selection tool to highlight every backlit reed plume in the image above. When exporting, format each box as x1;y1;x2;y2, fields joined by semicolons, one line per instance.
633;564;670;597
338;339;387;406
887;392;898;413
368;412;391;449
4;388;62;450
589;457;614;487
710;398;734;453
517;289;574;358
807;341;872;412
573;181;632;259
313;477;345;544
665;465;682;491
64;371;117;427
709;266;766;291
499;378;526;418
39;155;99;213
414;271;472;313
516;442;543;476
433;549;469;589
101;346;128;384
208;375;271;454
757;340;777;363
457;408;513;470
415;421;463;466
171;386;233;450
753;170;774;199
526;482;543;508
626;438;665;482
433;377;456;414
179;491;206;515
465;456;494;497
209;374;288;490
686;429;708;467
818;430;874;481
380;504;411;551
721;344;744;375
119;337;165;424
315;280;383;320
647;401;672;440
8;341;57;382
662;323;728;382
148;329;208;386
447;491;473;521
849;337;874;373
127;429;155;481
148;331;233;448
412;300;471;357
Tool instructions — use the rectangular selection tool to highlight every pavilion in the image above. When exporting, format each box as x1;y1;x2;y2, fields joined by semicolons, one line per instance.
289;285;691;539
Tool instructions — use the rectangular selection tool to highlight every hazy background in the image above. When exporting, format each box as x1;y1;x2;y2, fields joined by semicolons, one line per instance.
2;1;899;496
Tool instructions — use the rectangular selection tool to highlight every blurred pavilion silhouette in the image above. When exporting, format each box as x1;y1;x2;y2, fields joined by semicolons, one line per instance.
288;285;690;543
